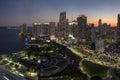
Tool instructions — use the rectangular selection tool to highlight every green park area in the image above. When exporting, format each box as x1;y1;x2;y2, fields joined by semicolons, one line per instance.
81;60;109;78
0;41;112;80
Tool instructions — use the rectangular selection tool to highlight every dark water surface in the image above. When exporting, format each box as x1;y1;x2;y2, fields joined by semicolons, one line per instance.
0;28;24;54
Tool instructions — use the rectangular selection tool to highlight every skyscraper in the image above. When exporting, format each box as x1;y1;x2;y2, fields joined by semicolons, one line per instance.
33;23;40;39
77;14;87;45
40;23;50;37
117;14;120;42
68;21;78;44
59;12;66;22
33;23;50;40
118;14;120;28
58;11;68;40
49;22;55;40
68;21;78;38
98;19;102;34
91;24;96;43
102;23;107;35
19;24;27;36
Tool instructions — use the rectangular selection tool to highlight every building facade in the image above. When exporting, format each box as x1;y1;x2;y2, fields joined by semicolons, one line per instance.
33;23;40;39
77;14;87;45
91;24;96;43
49;22;56;40
20;24;27;36
117;14;120;42
68;21;78;44
40;23;50;37
58;11;68;40
33;23;50;40
98;19;102;35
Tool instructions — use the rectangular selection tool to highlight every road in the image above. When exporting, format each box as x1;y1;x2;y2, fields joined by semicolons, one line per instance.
0;65;26;80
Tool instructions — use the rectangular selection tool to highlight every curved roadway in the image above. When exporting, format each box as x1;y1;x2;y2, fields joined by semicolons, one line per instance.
0;65;26;80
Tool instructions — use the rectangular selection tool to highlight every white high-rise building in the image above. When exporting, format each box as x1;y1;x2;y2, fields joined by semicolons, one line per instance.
33;23;40;39
33;23;50;39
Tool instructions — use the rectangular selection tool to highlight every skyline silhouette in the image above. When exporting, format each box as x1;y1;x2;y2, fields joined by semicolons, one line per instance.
0;0;120;26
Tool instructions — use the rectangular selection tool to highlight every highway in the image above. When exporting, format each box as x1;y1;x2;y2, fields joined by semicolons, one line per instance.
0;65;26;80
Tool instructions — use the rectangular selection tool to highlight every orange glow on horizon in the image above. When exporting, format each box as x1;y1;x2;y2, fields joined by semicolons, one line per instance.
69;16;117;27
91;22;116;27
88;19;117;27
79;14;86;17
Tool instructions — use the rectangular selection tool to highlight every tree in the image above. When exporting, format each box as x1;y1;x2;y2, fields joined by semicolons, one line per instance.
90;76;102;80
15;64;19;69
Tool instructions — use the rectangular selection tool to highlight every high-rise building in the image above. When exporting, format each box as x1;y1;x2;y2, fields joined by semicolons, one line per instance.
77;14;87;45
117;14;120;42
102;23;107;35
33;23;40;39
40;23;50;37
58;11;68;40
55;23;59;40
118;14;120;28
49;22;55;40
91;24;96;43
33;23;50;40
68;21;78;44
98;19;102;34
59;12;66;22
68;21;78;38
19;24;27;36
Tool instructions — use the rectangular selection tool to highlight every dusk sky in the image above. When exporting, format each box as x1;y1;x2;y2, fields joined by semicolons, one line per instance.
0;0;120;26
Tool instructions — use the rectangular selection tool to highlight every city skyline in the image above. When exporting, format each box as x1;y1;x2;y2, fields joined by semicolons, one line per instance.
0;0;120;26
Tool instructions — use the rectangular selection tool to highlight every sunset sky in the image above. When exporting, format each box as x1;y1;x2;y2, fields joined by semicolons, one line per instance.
0;0;120;26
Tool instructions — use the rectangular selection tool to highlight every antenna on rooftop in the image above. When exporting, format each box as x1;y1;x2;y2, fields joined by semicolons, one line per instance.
72;13;73;22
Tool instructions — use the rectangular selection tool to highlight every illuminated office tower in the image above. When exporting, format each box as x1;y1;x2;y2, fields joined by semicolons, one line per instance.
68;21;78;38
77;14;87;45
49;22;56;40
68;21;78;43
33;23;50;40
33;23;40;39
58;11;68;40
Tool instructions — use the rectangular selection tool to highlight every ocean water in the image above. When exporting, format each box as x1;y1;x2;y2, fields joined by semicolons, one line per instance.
0;28;25;54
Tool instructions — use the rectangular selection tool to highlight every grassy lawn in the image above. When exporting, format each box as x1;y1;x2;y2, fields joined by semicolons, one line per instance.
81;60;109;77
42;65;86;80
44;66;58;72
56;60;66;67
